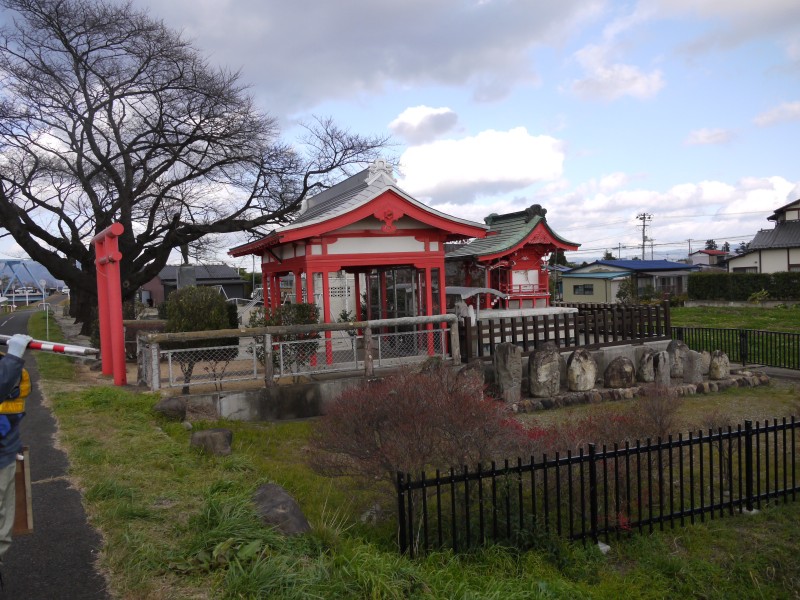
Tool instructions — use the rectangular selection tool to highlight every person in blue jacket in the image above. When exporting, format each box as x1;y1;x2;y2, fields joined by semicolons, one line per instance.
0;334;32;563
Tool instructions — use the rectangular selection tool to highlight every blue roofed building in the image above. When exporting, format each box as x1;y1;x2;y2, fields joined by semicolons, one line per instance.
561;259;699;304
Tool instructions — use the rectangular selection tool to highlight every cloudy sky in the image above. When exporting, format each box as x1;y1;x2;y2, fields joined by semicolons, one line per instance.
3;0;800;266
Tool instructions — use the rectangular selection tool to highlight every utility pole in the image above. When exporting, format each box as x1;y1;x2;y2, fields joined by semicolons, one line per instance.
637;213;652;260
687;239;692;255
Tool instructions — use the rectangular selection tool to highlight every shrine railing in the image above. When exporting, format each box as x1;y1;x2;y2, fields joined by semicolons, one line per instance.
460;302;671;360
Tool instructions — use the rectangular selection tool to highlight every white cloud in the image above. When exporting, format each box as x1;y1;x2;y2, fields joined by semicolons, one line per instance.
645;0;800;54
541;175;798;261
685;128;735;145
571;33;664;101
754;101;800;126
134;0;604;114
398;127;564;203
388;106;458;144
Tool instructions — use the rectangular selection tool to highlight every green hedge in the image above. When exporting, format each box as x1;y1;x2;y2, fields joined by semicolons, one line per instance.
688;272;800;301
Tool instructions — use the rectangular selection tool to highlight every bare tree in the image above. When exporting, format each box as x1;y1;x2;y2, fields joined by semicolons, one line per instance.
0;0;390;333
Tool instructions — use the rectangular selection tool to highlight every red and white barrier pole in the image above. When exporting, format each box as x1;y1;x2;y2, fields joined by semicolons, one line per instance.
0;335;99;357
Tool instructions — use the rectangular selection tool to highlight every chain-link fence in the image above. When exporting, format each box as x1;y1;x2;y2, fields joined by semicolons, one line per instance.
139;318;456;391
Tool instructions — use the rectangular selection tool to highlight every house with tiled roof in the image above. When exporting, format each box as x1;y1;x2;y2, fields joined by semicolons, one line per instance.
562;259;699;303
727;199;800;273
445;204;580;309
688;249;729;269
140;264;246;306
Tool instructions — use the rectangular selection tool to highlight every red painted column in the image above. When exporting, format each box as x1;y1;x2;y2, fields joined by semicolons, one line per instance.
306;270;317;366
295;271;303;304
92;223;126;386
354;271;362;324
437;264;448;355
94;235;111;374
321;271;333;364
424;266;435;355
379;270;388;321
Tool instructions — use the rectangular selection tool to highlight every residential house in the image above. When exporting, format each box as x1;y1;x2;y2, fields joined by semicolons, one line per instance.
139;264;246;306
562;259;699;304
688;249;729;269
726;199;800;273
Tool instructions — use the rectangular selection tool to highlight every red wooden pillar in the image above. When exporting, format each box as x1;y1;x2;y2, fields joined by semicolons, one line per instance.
92;223;126;386
424;266;434;355
437;265;448;354
295;270;303;304
321;271;333;364
307;270;317;366
379;270;388;321
354;271;362;321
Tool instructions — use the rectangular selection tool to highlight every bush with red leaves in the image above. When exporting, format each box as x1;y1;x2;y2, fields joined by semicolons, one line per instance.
309;362;528;489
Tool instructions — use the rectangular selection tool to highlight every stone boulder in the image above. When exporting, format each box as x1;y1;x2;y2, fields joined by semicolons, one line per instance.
604;356;636;388
190;428;233;456
709;350;731;380
700;350;711;376
493;343;523;403
153;397;187;421
667;340;689;378
252;483;311;536
528;342;562;398
567;348;597;392
653;350;671;388
637;348;656;383
683;350;704;384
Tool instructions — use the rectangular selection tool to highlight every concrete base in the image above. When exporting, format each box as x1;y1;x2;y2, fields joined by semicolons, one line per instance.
182;373;371;421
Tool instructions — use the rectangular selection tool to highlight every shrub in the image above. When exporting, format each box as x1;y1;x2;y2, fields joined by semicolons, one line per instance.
163;286;238;392
309;362;526;492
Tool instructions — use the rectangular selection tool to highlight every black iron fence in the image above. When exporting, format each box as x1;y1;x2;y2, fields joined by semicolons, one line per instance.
673;327;800;370
397;418;799;556
461;303;671;360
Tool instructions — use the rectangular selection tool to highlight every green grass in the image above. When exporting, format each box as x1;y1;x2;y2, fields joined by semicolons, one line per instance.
672;305;800;332
27;310;77;380
27;313;800;599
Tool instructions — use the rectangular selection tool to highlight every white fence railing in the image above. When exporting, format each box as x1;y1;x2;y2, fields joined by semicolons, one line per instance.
139;315;458;392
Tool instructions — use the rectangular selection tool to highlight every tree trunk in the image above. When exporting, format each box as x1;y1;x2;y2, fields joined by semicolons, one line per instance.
70;288;99;338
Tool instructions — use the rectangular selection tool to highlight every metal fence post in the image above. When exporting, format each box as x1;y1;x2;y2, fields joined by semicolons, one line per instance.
397;472;408;554
449;320;461;365
588;443;599;543
364;326;374;377
744;420;754;512
739;330;748;366
150;341;160;392
264;334;274;387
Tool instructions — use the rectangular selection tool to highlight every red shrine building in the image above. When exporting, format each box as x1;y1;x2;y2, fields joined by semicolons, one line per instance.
446;205;580;309
229;160;579;320
228;160;488;325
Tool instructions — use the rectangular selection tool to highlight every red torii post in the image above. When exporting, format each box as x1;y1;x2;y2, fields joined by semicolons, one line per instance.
92;223;127;386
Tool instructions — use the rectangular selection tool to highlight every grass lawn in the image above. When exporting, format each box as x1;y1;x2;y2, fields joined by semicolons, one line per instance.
671;305;800;332
27;311;800;599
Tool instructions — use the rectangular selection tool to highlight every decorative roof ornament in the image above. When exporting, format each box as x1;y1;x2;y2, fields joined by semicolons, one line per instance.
365;158;397;186
524;204;547;223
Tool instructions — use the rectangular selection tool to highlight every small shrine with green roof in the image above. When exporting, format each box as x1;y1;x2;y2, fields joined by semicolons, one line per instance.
446;204;580;309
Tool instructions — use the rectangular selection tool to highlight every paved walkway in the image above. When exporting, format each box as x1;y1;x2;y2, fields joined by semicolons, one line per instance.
1;308;109;599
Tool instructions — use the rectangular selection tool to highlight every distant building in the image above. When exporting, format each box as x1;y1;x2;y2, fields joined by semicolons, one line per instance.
688;249;729;269
726;199;800;274
562;259;699;304
139;264;246;306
